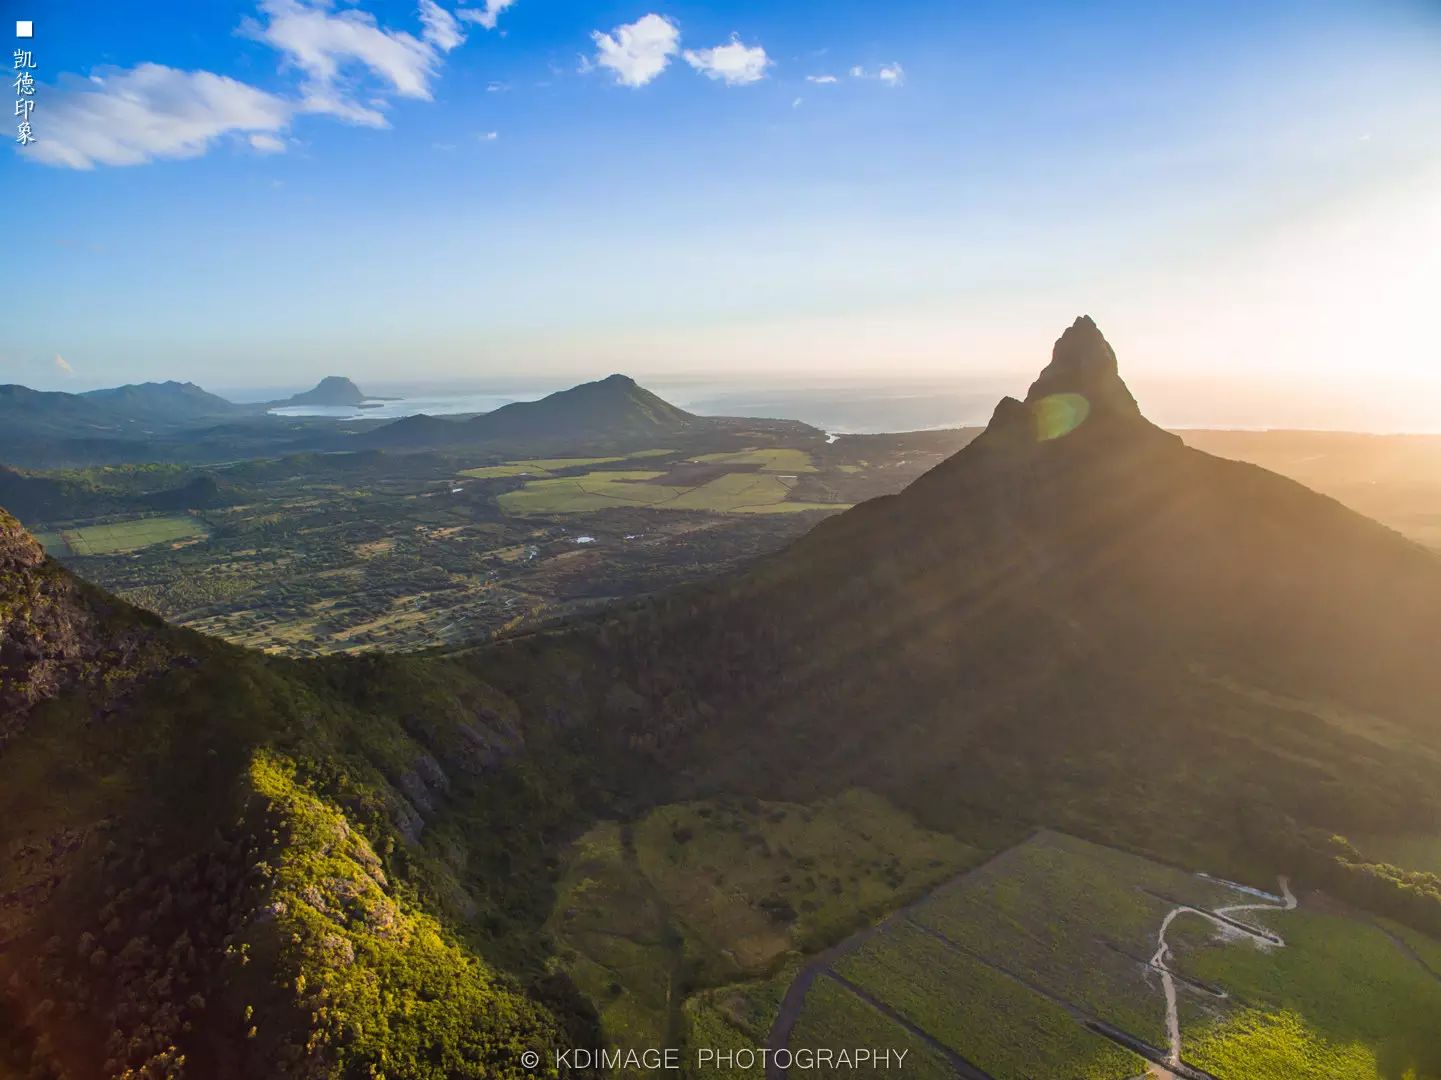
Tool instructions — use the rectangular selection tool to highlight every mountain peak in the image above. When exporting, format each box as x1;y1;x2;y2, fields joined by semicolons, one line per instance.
959;316;1170;450
1024;316;1139;416
598;373;638;388
285;376;366;407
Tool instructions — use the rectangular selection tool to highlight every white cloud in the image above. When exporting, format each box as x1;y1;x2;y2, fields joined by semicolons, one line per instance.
683;35;770;85
23;63;292;169
806;74;837;85
486;80;510;92
479;130;498;141
53;355;74;376
792;96;802;108
419;0;465;52
457;0;516;31
850;62;905;86
242;0;450;125
588;14;680;88
21;0;486;170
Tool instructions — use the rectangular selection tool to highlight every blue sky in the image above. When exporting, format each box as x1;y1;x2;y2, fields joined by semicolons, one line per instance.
4;0;1440;423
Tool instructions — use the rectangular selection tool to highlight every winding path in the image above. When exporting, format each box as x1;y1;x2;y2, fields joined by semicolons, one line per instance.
1146;876;1297;1080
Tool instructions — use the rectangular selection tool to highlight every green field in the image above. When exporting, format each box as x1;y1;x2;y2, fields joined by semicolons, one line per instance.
693;448;817;473
779;830;1441;1079
909;831;1240;1045
788;976;954;1080
1177;909;1441;1080
459;450;676;480
48;514;209;556
498;468;843;515
834;922;1144;1080
547;791;975;1053
457;463;557;479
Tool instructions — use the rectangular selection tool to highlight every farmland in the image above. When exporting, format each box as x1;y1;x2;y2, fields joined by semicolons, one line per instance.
546;791;975;1056
786;977;954;1080
497;463;843;515
833;922;1144;1079
1176;908;1441;1079
38;513;208;555
16;432;971;655
769;830;1441;1080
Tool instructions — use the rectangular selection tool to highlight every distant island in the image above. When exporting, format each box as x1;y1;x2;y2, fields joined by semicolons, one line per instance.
277;376;372;408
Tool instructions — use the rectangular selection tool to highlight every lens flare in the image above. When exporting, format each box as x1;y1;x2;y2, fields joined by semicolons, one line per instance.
1034;393;1091;441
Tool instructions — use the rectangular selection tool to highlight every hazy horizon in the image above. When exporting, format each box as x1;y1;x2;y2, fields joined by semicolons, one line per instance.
5;0;1439;424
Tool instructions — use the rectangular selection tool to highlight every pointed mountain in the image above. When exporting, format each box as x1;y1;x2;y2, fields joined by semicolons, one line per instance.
601;316;1441;871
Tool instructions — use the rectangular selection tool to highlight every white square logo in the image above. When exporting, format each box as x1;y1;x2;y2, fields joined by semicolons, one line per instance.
16;20;33;38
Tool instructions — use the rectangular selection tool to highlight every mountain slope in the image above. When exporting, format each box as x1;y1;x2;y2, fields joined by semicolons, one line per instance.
0;511;599;1079
589;317;1441;867
468;374;697;441
357;374;702;450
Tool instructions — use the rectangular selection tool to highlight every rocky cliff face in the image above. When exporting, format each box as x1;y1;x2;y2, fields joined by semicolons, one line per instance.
0;507;167;746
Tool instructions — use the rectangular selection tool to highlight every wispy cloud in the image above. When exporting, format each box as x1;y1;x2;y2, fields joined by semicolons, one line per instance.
419;0;465;52
24;63;292;169
24;0;480;169
587;13;680;88
683;35;771;86
457;0;516;32
242;0;457;126
850;62;905;86
479;130;499;141
53;354;74;376
806;74;838;85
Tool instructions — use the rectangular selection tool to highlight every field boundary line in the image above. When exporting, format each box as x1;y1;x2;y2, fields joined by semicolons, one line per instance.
821;971;994;1080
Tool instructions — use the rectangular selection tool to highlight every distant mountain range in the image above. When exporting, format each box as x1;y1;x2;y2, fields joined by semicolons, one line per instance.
3;318;1440;1078
0;372;728;466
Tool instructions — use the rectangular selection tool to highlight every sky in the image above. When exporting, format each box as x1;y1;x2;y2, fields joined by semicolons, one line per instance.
3;0;1440;428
